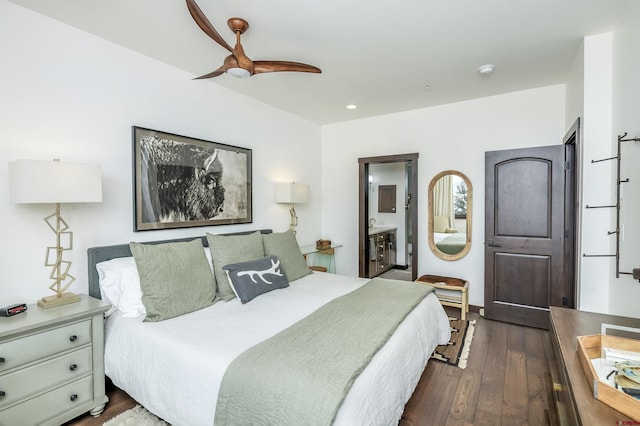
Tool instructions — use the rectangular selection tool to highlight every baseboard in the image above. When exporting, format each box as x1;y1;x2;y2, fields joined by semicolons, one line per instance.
391;264;409;270
469;304;483;314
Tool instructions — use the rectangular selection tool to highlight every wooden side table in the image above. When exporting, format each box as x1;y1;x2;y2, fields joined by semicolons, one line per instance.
416;274;469;320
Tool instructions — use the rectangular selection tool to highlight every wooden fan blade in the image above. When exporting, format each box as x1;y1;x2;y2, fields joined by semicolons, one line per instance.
253;61;322;75
194;65;226;79
185;0;232;52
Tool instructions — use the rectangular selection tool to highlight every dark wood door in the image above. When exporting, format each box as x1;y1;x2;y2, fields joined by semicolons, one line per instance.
485;145;572;329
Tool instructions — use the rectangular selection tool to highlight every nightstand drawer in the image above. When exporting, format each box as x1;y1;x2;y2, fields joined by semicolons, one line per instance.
0;375;93;426
0;346;92;409
0;320;90;373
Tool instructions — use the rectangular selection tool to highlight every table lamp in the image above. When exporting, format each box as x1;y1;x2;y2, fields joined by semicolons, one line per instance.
9;159;102;309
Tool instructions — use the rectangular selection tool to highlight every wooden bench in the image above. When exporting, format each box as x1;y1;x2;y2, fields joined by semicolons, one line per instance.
415;274;469;320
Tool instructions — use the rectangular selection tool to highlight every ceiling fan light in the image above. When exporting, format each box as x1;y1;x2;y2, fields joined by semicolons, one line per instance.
227;67;251;78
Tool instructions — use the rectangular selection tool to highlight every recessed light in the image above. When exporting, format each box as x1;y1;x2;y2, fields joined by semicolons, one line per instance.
346;104;357;110
478;64;495;75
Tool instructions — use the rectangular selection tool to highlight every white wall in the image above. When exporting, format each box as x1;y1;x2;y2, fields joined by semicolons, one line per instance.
565;10;640;317
321;86;566;307
611;4;640;317
575;33;615;313
0;1;322;306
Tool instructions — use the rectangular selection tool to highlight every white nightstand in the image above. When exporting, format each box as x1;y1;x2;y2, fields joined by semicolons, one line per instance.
0;295;110;425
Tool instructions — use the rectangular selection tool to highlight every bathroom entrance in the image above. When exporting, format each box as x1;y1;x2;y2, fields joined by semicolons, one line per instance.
357;153;419;281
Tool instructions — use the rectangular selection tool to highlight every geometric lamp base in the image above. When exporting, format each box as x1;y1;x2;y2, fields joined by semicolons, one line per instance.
37;292;81;309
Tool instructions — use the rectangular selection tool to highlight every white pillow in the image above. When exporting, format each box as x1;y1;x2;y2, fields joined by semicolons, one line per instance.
96;247;214;317
96;257;146;317
204;246;214;272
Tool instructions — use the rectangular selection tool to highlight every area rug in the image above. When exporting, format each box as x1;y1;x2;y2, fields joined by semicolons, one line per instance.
103;405;169;426
431;317;476;369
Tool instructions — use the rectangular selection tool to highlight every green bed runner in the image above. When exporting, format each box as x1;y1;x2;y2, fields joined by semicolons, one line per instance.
214;277;434;426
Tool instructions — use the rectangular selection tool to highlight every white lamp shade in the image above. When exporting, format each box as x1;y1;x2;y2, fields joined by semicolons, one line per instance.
275;182;309;204
9;159;103;204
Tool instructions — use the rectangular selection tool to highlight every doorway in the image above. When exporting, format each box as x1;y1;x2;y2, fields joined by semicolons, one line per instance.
358;153;419;281
484;121;579;329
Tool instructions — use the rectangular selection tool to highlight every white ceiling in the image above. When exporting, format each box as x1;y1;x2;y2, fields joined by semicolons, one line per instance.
9;0;637;124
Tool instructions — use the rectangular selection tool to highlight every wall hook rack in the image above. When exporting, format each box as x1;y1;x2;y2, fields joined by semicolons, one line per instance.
583;133;639;278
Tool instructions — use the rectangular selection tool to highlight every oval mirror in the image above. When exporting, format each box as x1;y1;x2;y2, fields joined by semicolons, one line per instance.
428;170;472;260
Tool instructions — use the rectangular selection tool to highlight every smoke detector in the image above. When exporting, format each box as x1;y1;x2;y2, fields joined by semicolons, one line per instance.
478;64;495;75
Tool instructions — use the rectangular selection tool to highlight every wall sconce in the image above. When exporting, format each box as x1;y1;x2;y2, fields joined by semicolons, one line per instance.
275;182;309;233
9;159;103;309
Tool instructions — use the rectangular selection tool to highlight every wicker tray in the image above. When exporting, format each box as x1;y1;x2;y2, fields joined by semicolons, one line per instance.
577;334;640;421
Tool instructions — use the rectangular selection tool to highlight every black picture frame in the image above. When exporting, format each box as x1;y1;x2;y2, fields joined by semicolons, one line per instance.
132;126;252;231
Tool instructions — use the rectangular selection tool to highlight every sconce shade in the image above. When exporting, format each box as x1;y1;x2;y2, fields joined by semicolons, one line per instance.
9;159;102;204
275;182;309;204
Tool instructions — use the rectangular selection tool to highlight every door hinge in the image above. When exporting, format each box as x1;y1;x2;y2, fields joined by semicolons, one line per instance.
562;297;568;307
564;160;571;170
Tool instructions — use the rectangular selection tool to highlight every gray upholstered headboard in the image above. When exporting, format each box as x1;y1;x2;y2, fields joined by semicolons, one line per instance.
87;229;272;300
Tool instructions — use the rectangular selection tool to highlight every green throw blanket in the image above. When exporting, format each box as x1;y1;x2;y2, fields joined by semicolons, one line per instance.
214;278;434;426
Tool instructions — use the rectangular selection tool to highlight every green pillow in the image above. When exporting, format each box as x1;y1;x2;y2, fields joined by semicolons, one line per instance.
263;230;311;281
206;231;265;301
130;239;216;322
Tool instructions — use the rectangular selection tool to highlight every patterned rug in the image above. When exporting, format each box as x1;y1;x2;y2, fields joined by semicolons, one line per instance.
431;317;476;369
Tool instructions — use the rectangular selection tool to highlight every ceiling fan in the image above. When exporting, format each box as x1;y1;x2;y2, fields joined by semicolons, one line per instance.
185;0;322;79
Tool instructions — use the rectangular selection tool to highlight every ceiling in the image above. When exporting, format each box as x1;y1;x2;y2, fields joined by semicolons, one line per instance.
9;0;637;125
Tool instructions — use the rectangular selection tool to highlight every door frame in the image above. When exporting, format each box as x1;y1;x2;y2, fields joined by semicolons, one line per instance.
358;153;419;280
563;118;581;309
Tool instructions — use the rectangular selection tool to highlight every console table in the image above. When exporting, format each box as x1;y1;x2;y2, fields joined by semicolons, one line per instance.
549;307;640;425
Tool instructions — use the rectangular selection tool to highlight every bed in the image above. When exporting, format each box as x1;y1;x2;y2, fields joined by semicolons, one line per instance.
88;229;451;425
434;232;466;255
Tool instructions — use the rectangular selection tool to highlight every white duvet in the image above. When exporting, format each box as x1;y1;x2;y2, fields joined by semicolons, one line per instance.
104;272;451;425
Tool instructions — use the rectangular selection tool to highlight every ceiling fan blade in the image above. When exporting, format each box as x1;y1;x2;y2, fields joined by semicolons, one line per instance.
253;61;322;75
185;0;232;52
194;65;226;79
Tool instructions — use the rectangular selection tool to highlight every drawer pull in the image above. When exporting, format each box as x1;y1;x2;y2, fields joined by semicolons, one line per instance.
70;394;78;402
69;335;78;342
0;390;5;398
69;363;78;371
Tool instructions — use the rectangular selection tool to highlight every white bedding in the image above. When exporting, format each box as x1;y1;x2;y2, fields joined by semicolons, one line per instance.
104;272;451;425
434;232;461;244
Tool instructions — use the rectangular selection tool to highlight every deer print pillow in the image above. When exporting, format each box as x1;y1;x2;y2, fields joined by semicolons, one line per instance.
223;255;289;304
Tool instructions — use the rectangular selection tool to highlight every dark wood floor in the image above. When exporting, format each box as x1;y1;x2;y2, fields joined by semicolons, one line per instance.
68;308;557;425
401;309;556;426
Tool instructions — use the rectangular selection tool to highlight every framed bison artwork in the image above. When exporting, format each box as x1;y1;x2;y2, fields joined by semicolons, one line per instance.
132;126;252;231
